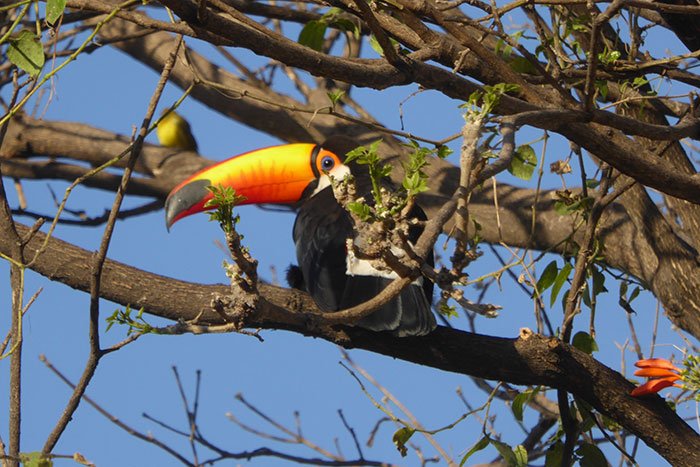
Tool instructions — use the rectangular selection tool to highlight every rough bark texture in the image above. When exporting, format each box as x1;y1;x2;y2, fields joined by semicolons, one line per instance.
1;222;698;466
3;114;699;338
2;0;700;464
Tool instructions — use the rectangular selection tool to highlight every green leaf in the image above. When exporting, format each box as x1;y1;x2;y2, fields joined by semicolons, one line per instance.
508;56;537;74
576;442;608;467
536;260;558;294
551;263;573;307
392;427;414;457
554;200;571;215
437;145;453;159
377;162;392;179
544;441;564;467
345;140;381;164
632;76;648;88
368;35;384;56
491;439;517;466
329;18;360;39
560;288;570;311
7;30;45;78
585;178;600;189
619;280;628;297
327;90;345;107
439;302;458;318
572;331;598;354
573;398;596;432
495;38;512;59
20;452;53;467
600;413;622;432
581;284;592;308
555;195;594;215
510;392;532;422
298;20;327;51
368;34;403;57
628;286;640;302
347;201;371;221
459;436;490;466
594;80;608;101
513;444;528;467
402;171;428;194
508;144;537;180
591;267;607;296
46;0;67;25
597;49;621;65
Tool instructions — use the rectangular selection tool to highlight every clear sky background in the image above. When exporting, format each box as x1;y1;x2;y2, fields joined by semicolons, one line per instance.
0;5;695;466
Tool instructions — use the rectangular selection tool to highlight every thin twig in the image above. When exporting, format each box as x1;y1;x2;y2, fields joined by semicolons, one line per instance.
41;35;184;455
39;354;194;465
337;410;364;460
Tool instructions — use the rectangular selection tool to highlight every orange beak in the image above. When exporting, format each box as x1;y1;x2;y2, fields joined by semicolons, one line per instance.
165;143;343;229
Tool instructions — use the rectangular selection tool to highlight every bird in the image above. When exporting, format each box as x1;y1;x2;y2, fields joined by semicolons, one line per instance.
156;110;198;152
165;136;436;336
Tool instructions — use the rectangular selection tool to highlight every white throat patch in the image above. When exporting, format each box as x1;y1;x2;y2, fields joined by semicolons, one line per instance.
312;164;351;197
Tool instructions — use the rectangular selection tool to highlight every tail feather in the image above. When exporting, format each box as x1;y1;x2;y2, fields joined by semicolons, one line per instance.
339;276;436;336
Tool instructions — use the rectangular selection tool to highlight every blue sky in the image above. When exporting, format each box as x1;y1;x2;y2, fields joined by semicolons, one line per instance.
0;9;695;466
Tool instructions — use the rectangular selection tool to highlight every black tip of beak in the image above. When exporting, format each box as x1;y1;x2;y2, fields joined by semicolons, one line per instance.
165;179;212;230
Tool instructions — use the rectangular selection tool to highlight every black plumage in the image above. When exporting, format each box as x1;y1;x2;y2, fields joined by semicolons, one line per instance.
290;138;436;336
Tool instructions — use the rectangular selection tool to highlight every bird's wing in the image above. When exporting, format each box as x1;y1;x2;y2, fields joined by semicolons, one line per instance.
293;188;436;335
293;189;350;311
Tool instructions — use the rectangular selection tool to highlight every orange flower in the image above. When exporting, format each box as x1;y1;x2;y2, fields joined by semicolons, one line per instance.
631;358;683;397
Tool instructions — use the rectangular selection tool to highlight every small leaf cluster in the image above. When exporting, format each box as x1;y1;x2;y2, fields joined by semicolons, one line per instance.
581;263;607;310
460;435;528;466
3;0;69;78
619;76;652;97
540;398;610;467
326;90;345;109
345;140;391;215
368;34;408;57
597;46;621;66
535;256;608;316
402;139;452;198
535;259;573;308
106;306;154;336
298;8;360;51
559;14;589;60
344;139;448;220
20;452;53;467
204;185;247;235
494;29;538;74
546;440;608;467
462;83;521;120
553;189;594;216
618;278;641;314
438;301;459;319
681;354;700;401
511;387;540;422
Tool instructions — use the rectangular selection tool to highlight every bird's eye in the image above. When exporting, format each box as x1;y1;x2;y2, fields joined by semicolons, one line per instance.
321;156;335;171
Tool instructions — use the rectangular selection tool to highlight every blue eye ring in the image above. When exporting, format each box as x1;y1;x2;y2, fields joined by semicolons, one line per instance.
321;155;335;171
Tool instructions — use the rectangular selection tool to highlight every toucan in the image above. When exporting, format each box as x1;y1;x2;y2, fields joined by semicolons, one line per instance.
164;136;437;336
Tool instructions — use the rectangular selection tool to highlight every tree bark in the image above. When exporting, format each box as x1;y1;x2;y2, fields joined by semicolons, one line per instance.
1;221;698;466
3;113;700;339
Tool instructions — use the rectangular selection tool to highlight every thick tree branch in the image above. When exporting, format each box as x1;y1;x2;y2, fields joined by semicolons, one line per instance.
2;114;700;338
152;0;700;204
0;222;698;466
